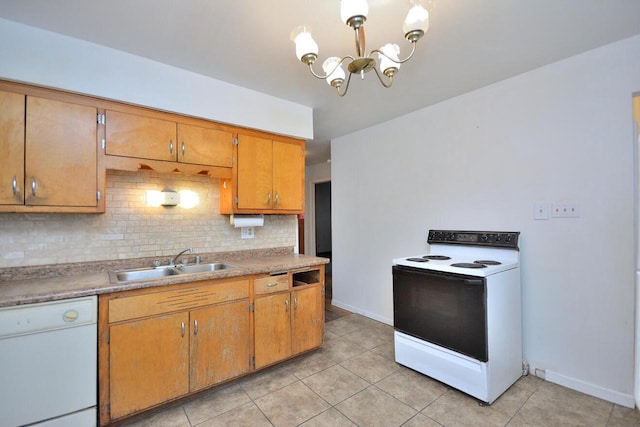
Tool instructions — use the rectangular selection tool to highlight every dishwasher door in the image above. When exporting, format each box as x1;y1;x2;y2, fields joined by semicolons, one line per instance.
0;296;97;427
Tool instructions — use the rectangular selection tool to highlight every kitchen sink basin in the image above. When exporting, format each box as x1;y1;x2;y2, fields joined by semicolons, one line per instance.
115;267;181;281
175;263;231;274
113;262;235;282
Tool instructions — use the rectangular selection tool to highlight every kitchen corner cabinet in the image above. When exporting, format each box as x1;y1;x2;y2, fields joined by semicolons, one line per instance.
99;278;251;424
220;133;305;214
0;88;104;213
105;109;233;168
254;267;325;369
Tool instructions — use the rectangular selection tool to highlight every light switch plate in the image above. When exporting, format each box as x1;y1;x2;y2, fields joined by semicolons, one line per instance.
534;202;550;220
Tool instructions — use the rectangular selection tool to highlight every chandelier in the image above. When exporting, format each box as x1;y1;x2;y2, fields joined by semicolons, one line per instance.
290;0;430;97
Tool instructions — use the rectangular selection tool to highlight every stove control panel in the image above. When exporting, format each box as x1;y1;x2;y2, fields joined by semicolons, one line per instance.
427;230;519;250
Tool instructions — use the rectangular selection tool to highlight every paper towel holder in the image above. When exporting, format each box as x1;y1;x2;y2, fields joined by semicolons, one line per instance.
229;214;265;228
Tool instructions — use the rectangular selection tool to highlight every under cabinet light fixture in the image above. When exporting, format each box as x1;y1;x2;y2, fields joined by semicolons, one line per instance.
145;190;199;208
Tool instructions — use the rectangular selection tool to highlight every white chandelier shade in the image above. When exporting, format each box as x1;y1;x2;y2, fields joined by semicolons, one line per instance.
291;0;431;97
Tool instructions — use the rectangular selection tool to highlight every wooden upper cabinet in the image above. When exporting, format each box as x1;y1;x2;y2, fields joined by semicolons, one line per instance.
25;96;98;208
105;110;176;162
229;133;305;214
273;140;305;211
237;134;274;210
0;90;25;205
177;124;233;167
105;110;233;168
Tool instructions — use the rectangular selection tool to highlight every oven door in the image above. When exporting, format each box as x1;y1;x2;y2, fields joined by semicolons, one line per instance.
393;265;487;361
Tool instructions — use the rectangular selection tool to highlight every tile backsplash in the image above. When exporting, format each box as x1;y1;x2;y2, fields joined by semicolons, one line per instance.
0;170;297;268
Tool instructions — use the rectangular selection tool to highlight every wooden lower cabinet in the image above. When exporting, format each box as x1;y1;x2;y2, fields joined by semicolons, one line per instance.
190;301;250;391
254;283;325;370
99;267;324;425
100;278;251;425
109;312;189;419
291;285;324;355
254;292;293;369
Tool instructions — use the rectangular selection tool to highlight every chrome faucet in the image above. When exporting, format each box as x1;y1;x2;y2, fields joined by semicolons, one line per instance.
170;248;193;266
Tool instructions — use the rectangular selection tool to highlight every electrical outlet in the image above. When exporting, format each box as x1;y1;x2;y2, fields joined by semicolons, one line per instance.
534;202;550;220
551;202;580;218
241;226;255;239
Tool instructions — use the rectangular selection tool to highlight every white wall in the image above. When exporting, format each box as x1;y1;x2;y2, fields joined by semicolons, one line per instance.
304;161;332;255
0;18;312;139
332;35;640;407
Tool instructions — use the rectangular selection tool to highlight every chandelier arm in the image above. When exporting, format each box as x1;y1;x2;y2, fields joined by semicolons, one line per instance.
307;56;356;80
372;66;393;88
336;72;353;97
370;41;418;65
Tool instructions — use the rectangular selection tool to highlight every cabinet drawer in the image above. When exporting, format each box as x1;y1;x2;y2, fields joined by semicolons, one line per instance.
109;279;249;323
254;274;290;295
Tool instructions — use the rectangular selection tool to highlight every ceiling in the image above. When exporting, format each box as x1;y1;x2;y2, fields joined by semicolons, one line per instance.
1;0;640;164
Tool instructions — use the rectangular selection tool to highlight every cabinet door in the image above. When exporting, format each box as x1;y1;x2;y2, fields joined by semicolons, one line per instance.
177;123;233;167
25;96;97;207
190;300;251;391
272;140;304;211
105;110;176;161
237;134;273;209
0;91;25;205
292;286;324;355
109;312;189;420
254;293;291;369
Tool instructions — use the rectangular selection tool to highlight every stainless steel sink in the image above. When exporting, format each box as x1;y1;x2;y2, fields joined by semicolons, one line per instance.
115;266;181;281
113;262;235;282
175;263;232;274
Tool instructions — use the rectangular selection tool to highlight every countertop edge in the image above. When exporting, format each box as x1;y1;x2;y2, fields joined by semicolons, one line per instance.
0;254;330;307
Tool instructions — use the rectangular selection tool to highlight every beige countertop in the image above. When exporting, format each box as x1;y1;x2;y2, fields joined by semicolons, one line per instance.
0;249;329;307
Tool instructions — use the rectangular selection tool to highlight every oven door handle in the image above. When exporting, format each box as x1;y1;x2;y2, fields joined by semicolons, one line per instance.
444;276;484;286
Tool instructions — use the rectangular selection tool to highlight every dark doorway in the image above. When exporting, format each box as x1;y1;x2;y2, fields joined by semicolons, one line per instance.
315;181;332;259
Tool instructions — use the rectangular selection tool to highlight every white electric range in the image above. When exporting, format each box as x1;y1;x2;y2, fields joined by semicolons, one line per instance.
392;229;522;405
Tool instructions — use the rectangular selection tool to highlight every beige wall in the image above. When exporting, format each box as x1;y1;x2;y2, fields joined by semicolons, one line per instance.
0;170;296;267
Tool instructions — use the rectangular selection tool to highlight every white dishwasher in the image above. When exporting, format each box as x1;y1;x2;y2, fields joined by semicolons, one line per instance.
0;296;97;427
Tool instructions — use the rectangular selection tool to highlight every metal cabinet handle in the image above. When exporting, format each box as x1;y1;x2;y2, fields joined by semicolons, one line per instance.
181;141;186;156
169;139;174;154
11;176;18;195
294;297;298;310
194;319;198;336
266;282;278;287
275;192;279;205
181;321;185;337
267;192;271;204
31;178;37;196
285;299;289;312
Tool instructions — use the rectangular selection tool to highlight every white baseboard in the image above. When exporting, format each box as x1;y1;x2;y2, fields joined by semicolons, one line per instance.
545;369;635;409
330;299;393;326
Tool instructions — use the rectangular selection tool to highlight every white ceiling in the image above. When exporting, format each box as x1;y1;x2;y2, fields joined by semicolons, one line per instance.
1;0;640;164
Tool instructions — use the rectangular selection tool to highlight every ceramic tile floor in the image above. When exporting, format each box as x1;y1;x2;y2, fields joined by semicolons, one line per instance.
123;313;640;427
